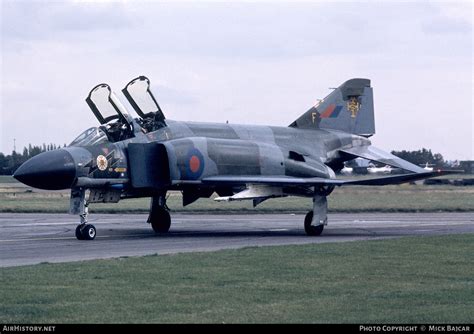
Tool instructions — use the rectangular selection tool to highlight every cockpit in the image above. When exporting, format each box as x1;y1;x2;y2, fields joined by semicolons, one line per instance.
80;76;166;144
69;127;109;147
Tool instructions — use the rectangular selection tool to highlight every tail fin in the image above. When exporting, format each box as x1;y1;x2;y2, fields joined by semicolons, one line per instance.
290;78;375;137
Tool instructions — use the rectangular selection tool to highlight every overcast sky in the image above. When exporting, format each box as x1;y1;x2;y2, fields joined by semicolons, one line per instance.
1;0;472;160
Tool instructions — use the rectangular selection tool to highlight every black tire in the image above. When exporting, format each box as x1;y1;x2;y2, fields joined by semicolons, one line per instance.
82;224;96;240
150;208;171;234
304;211;324;236
75;225;85;240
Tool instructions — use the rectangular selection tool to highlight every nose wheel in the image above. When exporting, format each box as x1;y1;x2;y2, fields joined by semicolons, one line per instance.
70;189;97;240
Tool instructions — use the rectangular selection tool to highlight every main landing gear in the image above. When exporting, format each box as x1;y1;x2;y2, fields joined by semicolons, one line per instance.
71;188;96;241
304;210;324;236
304;185;334;237
75;223;96;241
148;194;171;234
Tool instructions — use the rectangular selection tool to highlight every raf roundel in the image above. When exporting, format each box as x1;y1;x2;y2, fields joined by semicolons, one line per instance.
186;148;205;179
189;155;201;173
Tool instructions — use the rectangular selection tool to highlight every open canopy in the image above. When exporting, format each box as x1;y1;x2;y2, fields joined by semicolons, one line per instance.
86;83;132;125
122;75;165;122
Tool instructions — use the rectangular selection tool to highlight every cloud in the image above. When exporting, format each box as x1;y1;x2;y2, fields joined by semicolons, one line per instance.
422;2;472;35
1;1;134;38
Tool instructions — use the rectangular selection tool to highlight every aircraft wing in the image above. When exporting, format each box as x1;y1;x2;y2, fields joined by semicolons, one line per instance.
193;170;456;205
196;170;454;187
339;145;426;173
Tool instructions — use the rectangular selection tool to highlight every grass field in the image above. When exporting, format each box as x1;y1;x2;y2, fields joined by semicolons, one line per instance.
1;234;472;323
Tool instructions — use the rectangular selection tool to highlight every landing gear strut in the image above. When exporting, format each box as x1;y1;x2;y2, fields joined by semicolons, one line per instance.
71;188;96;240
304;185;334;236
148;194;171;234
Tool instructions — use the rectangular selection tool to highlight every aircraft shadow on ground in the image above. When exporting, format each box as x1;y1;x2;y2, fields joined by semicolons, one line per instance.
92;227;416;240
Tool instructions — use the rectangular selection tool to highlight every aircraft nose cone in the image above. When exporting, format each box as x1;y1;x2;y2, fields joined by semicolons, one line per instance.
13;149;76;190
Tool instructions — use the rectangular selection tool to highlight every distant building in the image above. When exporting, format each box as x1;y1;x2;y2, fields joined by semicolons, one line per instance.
460;161;474;174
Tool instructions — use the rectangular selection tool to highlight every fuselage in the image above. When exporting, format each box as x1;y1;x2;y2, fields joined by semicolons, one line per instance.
153;120;353;159
146;119;366;169
13;119;370;193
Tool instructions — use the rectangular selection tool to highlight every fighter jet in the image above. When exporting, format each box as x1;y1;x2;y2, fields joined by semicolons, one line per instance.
13;77;450;240
367;164;392;175
339;164;353;175
423;162;434;172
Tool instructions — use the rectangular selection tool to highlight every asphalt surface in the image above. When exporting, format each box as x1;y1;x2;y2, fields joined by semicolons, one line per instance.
0;212;473;267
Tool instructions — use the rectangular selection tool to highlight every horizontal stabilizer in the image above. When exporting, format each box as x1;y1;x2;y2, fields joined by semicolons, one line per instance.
340;146;426;173
340;170;456;186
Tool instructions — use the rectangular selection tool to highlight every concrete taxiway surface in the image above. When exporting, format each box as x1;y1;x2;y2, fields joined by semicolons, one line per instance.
0;212;473;267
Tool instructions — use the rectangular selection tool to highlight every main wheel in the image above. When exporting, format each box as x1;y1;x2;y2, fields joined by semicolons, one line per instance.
304;211;324;236
82;224;96;240
75;225;85;240
150;208;171;234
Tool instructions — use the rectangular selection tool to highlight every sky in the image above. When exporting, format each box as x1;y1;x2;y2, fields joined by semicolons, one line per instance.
1;0;472;161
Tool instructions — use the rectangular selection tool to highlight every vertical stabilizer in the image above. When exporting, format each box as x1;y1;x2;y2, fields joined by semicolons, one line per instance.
290;78;375;137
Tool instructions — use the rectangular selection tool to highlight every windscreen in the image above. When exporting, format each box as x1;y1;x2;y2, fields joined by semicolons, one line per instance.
69;127;108;147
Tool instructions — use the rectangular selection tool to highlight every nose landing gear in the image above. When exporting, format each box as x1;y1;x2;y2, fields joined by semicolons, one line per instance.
71;188;96;240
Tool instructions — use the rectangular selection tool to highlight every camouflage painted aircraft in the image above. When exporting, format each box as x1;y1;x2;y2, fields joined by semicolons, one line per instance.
14;76;449;240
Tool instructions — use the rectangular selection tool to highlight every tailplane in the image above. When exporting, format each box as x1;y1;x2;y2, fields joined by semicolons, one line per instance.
290;78;375;137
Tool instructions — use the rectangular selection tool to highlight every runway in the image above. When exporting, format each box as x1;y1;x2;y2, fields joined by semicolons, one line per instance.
0;212;473;267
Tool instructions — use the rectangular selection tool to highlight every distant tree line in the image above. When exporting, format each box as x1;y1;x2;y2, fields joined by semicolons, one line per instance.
0;144;65;175
391;148;446;168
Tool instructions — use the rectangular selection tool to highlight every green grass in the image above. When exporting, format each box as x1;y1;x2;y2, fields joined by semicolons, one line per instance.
1;184;473;213
1;234;473;323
